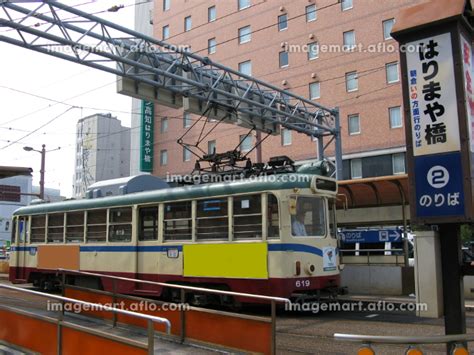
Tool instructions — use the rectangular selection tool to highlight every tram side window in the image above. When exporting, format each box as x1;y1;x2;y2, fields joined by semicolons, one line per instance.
139;206;158;241
30;215;45;243
47;213;64;243
233;195;262;239
66;211;84;243
164;201;192;241
87;209;107;242
267;194;280;239
291;196;326;237
109;207;132;242
197;198;228;240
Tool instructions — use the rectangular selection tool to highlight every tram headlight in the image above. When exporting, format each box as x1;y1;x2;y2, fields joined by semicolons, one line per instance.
305;263;316;275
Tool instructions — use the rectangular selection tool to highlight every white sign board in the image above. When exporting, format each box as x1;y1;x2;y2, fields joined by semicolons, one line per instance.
406;33;460;156
461;35;474;153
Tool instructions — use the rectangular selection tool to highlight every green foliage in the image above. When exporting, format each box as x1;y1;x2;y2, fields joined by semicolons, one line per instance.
461;224;474;245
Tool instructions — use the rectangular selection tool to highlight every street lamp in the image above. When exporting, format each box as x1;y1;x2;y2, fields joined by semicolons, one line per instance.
23;144;60;200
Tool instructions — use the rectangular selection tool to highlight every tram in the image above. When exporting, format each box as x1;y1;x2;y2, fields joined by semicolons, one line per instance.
9;163;341;304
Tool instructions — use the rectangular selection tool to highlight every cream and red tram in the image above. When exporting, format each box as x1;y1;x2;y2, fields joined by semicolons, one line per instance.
10;170;340;303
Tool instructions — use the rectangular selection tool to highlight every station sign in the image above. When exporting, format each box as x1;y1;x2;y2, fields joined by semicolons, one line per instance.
140;100;154;173
338;228;402;244
393;17;474;223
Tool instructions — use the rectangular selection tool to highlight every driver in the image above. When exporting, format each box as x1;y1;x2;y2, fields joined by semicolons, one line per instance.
292;209;307;236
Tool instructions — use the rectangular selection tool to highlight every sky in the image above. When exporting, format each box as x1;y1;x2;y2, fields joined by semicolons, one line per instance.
0;0;141;198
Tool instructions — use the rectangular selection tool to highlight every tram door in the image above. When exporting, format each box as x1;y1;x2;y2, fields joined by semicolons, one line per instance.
16;216;28;280
136;206;159;291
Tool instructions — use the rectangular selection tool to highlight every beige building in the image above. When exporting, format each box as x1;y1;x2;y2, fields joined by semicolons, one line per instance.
150;0;423;179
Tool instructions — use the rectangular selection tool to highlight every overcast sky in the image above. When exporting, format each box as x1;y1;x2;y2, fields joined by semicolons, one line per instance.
0;0;139;198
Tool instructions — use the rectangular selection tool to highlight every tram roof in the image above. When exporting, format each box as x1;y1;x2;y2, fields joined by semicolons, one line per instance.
14;173;319;216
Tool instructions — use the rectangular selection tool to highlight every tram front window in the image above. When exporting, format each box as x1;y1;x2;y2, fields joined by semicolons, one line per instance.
291;196;326;237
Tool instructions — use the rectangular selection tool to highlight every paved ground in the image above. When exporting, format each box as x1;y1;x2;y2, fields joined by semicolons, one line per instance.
275;305;474;354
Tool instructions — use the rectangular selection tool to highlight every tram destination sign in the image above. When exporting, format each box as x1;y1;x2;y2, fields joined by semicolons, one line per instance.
393;12;474;223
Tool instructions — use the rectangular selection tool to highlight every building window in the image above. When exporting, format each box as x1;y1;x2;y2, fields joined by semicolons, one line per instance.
383;18;394;40
183;147;191;161
238;0;250;10
238;25;251;44
163;0;170;11
348;114;360;135
208;140;216;154
162;25;169;40
208;6;216;22
160;150;168;166
386;62;399;83
345;71;358;92
183;112;192;128
389;106;402;128
308;42;318;60
341;0;353;11
278;14;288;31
392;153;406;174
309;82;320;99
239;60;252;76
208;38;216;54
351;158;362;179
279;51;289;68
281;129;292;145
160;117;168;133
239;134;252;152
343;30;356;50
306;4;316;22
184;16;192;32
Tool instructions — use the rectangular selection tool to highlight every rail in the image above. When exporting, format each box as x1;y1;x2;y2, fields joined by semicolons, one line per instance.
57;268;290;355
0;283;171;355
334;332;471;354
339;248;407;266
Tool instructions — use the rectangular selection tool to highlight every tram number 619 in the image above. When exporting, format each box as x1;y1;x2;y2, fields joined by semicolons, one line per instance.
295;280;310;288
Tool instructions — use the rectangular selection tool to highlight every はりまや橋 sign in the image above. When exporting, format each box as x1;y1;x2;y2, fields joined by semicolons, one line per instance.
406;33;460;156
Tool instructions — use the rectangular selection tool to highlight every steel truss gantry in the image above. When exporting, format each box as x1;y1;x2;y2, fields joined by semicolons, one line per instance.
0;0;342;178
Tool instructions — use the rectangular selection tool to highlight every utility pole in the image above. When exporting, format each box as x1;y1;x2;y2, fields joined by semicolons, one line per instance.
23;144;60;200
39;144;45;200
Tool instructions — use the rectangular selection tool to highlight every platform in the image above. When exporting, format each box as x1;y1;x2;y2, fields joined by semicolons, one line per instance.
0;284;225;354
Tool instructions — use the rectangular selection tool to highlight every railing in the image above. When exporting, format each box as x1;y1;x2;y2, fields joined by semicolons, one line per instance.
57;268;290;355
0;283;171;355
334;332;471;354
340;248;407;266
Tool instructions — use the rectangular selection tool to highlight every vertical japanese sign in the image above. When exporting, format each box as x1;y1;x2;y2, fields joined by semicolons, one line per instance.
405;33;465;218
406;33;460;155
461;35;474;153
140;100;154;172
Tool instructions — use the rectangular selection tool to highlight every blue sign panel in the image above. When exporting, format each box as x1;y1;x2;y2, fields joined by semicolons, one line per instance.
414;152;465;217
338;228;402;244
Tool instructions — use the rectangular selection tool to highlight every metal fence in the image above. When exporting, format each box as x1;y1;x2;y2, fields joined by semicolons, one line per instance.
57;268;290;355
0;283;170;355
